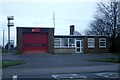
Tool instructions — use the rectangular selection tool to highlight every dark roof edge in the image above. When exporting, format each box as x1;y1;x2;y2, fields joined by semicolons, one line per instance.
54;35;109;37
16;27;54;29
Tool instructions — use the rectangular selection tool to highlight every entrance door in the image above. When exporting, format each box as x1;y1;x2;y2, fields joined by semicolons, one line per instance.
75;40;83;53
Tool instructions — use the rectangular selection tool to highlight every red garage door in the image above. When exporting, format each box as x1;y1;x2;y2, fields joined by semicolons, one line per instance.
23;33;48;53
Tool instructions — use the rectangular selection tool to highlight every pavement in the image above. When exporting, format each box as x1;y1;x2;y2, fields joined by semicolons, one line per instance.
1;53;120;79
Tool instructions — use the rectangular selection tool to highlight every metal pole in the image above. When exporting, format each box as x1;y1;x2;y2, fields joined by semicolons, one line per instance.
53;12;55;28
53;0;55;33
8;20;10;53
7;16;14;53
3;30;4;50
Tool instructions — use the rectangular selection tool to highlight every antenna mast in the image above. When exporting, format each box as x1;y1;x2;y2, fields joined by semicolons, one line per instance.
53;0;55;29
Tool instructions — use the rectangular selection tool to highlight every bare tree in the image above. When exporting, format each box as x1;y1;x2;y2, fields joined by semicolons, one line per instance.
85;1;120;52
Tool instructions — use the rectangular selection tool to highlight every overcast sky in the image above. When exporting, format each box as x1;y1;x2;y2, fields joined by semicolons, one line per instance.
0;0;108;46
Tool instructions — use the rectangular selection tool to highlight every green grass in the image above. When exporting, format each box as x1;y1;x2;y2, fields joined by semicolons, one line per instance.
87;58;120;63
0;60;25;68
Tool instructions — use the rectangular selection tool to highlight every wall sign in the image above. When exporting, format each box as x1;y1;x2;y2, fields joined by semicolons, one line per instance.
32;28;40;32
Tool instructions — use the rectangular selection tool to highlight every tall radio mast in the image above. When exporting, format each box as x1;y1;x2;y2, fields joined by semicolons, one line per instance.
53;0;55;31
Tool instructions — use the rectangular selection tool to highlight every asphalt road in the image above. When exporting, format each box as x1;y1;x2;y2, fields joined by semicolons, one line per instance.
2;53;119;79
1;71;119;80
2;53;118;68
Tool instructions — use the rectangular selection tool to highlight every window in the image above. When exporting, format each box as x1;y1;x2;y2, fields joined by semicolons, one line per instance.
54;38;61;47
54;38;75;48
99;38;106;48
88;38;95;48
36;44;41;46
61;38;68;47
69;38;75;47
25;44;34;47
42;44;46;47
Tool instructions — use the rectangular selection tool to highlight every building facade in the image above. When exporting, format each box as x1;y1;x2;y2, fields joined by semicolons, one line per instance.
54;35;109;54
17;27;54;54
16;26;110;54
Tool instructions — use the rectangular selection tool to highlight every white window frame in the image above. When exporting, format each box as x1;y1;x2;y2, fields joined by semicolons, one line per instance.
99;38;106;48
54;38;61;47
61;38;69;47
88;38;95;48
54;38;75;48
69;38;75;47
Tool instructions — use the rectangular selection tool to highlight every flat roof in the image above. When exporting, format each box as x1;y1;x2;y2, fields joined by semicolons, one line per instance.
54;35;108;38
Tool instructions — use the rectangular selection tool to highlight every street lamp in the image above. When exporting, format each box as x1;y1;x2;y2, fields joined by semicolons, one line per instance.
7;16;14;53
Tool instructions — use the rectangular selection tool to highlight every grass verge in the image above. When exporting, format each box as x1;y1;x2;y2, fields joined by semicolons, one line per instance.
87;58;120;63
0;60;25;68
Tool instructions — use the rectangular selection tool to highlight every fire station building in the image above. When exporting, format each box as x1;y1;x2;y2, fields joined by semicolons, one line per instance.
17;27;54;54
16;25;110;54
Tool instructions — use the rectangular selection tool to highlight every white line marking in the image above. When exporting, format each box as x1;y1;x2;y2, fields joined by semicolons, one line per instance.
52;74;87;79
104;76;109;78
13;75;17;80
94;72;119;78
13;75;17;78
69;77;73;78
80;76;87;78
52;75;57;78
71;74;77;76
52;75;59;79
94;73;103;76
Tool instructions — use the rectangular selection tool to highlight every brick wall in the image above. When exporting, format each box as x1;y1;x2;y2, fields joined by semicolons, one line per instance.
54;48;75;54
84;36;110;53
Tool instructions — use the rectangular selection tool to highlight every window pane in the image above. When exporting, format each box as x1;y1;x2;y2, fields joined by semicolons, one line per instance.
42;44;46;47
54;39;60;42
88;38;95;42
99;38;106;48
81;40;83;47
100;42;105;46
76;41;80;47
36;44;40;46
55;39;60;42
100;39;105;41
88;42;94;47
54;38;61;47
81;48;84;52
28;44;34;47
54;43;60;46
88;38;95;48
69;38;75;47
61;38;68;47
77;48;80;52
